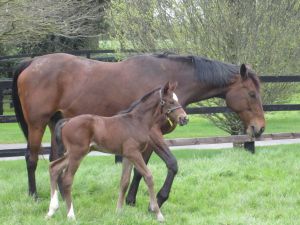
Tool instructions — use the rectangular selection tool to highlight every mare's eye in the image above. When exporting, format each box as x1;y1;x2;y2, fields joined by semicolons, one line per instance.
249;91;256;98
170;101;175;104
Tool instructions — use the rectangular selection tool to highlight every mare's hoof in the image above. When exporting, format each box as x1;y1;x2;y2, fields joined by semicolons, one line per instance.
125;198;136;207
29;192;39;201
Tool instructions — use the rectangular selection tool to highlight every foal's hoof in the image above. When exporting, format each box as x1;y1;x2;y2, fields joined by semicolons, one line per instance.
67;215;76;221
157;212;165;222
45;214;51;220
148;204;155;213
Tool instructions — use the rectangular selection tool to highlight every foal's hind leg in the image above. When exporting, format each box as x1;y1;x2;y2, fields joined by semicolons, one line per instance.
125;150;164;222
61;151;86;220
48;115;65;198
116;157;133;211
46;155;68;218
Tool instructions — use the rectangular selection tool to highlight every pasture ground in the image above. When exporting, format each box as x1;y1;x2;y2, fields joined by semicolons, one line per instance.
1;144;300;225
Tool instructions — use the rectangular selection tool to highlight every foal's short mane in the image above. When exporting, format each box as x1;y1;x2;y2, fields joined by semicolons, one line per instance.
118;87;161;114
153;53;260;89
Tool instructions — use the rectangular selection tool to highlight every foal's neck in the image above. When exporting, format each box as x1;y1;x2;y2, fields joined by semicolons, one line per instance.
129;97;162;130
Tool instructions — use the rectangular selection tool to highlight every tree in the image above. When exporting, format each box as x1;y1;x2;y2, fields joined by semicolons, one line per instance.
0;0;109;53
108;0;300;135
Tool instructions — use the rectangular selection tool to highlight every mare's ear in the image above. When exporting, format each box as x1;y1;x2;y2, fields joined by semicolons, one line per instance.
240;64;248;80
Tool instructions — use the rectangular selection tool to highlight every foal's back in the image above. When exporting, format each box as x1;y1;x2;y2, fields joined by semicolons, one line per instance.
62;114;150;155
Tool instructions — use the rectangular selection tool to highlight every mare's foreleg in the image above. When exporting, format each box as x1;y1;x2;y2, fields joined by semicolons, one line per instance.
126;147;153;206
116;157;133;211
150;130;178;208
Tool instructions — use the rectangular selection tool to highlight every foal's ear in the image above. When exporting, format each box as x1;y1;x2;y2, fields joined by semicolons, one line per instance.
163;81;177;95
240;64;248;80
169;81;178;91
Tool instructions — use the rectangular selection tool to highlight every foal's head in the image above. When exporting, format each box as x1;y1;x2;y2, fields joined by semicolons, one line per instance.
159;82;189;126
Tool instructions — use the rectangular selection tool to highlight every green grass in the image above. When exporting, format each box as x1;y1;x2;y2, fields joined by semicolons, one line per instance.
1;144;300;224
1;111;300;144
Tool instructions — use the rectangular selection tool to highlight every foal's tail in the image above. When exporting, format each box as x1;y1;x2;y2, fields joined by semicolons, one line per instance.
12;59;34;140
55;118;69;157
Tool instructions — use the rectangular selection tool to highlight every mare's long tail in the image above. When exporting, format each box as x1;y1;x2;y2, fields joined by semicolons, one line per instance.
11;60;34;140
54;118;69;157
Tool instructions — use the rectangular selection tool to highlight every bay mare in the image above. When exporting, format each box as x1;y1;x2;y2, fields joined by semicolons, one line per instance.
46;82;187;221
12;52;265;208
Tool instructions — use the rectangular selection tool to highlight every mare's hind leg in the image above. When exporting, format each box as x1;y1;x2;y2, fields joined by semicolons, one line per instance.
116;157;133;211
26;125;46;198
46;155;69;218
125;149;164;222
126;147;153;206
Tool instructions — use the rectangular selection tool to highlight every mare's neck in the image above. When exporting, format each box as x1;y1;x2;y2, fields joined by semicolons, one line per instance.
162;57;238;106
176;73;239;106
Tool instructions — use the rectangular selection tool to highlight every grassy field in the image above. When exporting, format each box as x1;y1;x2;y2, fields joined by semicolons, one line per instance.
1;144;300;224
1;111;300;144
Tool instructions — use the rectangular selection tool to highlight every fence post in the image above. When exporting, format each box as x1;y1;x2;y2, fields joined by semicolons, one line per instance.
0;90;3;115
115;155;122;163
244;141;255;154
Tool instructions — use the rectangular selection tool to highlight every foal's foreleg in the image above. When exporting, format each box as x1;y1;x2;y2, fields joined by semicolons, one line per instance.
126;151;164;222
126;147;153;206
116;157;133;211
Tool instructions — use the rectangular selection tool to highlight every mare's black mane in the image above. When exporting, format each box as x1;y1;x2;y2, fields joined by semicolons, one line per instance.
154;53;259;88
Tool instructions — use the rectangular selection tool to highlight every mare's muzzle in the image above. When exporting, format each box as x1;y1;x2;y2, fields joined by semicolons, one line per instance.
178;116;189;126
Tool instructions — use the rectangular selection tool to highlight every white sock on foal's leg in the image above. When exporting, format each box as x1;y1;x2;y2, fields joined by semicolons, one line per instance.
67;203;76;220
46;189;59;218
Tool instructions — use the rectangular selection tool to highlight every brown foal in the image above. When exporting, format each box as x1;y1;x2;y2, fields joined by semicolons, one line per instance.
46;82;188;221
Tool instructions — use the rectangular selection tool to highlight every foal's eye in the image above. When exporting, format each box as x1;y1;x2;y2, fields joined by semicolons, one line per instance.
249;91;256;98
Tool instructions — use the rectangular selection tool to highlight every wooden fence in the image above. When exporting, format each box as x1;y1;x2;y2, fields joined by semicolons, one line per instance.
0;50;300;157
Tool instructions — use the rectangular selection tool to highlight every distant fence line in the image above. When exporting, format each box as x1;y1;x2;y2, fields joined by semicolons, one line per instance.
1;75;300;121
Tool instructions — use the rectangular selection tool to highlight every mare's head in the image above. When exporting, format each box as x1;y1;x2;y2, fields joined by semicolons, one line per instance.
160;82;189;126
225;64;265;137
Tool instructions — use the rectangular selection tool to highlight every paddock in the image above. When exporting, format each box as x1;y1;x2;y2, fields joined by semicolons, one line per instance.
0;144;300;224
0;51;300;224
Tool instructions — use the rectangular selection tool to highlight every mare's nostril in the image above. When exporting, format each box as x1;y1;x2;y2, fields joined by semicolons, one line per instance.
185;117;189;124
179;117;189;126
